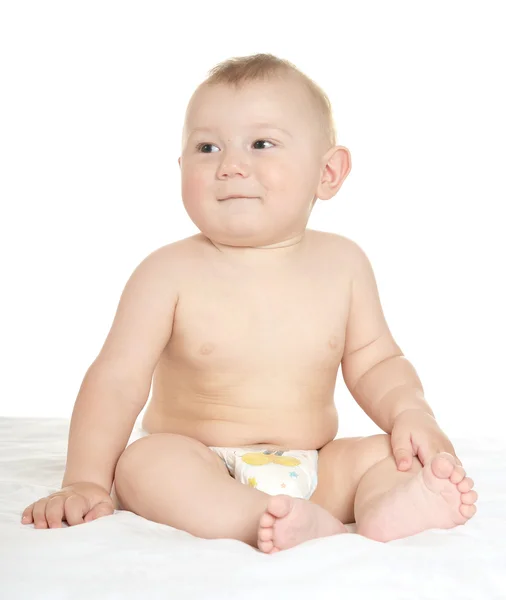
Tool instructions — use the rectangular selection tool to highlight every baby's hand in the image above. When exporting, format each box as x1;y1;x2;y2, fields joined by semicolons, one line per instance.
390;409;462;471
21;482;114;528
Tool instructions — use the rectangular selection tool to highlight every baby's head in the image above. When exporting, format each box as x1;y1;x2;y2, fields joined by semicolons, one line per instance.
178;53;351;253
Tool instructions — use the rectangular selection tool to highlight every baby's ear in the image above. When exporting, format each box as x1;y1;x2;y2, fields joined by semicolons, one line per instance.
317;146;351;200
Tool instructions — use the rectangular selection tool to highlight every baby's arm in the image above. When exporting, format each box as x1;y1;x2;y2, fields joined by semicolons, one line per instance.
340;240;434;433
62;247;178;493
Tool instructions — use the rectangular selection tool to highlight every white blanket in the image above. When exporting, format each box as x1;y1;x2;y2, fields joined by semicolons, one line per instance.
1;417;504;599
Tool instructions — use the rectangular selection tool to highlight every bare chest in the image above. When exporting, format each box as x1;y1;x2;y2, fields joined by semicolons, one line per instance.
166;263;349;378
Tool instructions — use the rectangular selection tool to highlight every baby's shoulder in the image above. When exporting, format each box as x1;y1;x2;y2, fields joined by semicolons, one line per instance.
310;229;368;267
143;234;205;264
129;235;203;288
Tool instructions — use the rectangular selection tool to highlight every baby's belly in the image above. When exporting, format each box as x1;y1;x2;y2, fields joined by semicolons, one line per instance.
142;393;339;450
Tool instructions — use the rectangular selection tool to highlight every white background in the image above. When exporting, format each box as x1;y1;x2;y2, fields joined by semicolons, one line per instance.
1;1;504;440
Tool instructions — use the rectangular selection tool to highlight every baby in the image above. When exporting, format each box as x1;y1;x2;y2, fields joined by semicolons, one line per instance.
21;53;477;552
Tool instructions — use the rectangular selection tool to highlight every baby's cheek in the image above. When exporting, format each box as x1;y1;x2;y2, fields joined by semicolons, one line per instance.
259;163;293;193
271;162;311;197
181;174;207;205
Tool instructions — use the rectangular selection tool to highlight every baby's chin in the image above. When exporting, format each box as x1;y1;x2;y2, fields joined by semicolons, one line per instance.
196;212;306;250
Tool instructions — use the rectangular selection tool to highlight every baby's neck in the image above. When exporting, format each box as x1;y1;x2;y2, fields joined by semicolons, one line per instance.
208;232;307;266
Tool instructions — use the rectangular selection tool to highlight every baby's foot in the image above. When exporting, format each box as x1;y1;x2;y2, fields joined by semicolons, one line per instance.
257;495;347;554
357;452;478;542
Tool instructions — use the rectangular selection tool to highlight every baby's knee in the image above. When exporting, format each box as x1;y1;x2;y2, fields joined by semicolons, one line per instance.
351;434;392;473
317;434;390;474
114;432;226;489
113;433;191;509
363;433;391;457
116;433;196;476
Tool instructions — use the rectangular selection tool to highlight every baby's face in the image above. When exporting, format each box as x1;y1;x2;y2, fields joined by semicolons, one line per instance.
179;76;329;248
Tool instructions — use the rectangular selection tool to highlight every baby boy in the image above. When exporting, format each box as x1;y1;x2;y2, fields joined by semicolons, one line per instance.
21;53;477;553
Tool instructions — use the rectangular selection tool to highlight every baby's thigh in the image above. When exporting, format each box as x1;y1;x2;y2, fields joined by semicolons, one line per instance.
311;434;392;523
111;433;229;510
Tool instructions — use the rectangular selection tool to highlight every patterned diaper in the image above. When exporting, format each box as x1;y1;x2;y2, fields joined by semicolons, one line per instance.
209;445;319;500
125;424;319;500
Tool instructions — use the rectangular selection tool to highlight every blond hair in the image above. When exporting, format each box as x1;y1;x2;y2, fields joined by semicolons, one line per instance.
199;53;337;150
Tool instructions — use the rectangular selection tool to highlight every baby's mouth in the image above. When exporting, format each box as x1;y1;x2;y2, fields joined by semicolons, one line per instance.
218;196;259;201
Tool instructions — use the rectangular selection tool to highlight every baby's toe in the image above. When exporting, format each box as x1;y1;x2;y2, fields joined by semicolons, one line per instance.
457;477;474;493
258;526;273;542
450;465;466;485
431;452;456;479
266;495;293;519
259;511;276;528
258;508;276;553
459;503;477;519
257;539;274;553
461;490;478;505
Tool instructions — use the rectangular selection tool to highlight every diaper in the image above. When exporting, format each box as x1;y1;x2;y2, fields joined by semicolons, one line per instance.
209;445;319;500
125;424;319;500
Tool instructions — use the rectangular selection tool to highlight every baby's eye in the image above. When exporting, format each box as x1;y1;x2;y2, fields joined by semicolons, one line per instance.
196;143;218;153
252;140;274;150
196;140;274;153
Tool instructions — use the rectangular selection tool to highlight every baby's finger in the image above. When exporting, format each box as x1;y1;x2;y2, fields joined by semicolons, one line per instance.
63;494;87;526
32;499;49;529
84;501;114;523
45;496;66;528
21;503;35;524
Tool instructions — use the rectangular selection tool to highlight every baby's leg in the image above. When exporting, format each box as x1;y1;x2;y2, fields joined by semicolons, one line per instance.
113;433;346;552
311;434;478;542
113;433;270;547
352;450;478;542
311;434;392;524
